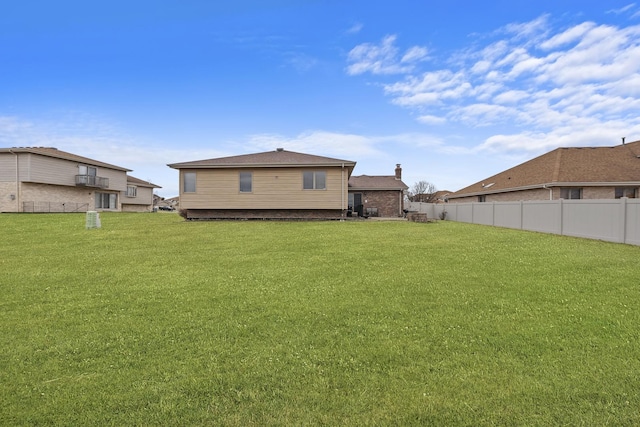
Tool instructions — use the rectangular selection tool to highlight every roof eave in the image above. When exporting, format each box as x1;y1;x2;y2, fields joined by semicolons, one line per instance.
349;186;408;191
449;181;640;198
168;162;357;169
3;147;132;172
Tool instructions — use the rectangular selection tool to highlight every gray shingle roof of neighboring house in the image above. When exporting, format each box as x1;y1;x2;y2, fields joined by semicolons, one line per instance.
348;175;408;190
168;148;356;169
127;175;161;188
0;147;132;171
450;140;640;198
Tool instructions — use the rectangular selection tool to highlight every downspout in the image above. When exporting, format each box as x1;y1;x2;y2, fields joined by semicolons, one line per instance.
543;184;552;200
9;149;20;212
341;163;345;218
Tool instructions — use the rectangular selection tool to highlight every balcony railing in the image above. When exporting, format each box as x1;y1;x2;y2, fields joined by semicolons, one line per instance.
75;174;109;188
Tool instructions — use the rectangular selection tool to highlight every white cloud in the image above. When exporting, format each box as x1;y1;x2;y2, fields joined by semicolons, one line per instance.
502;14;550;42
493;90;529;104
417;115;446;125
401;46;429;63
347;15;640;155
539;22;597;50
246;130;383;159
346;35;429;75
606;3;636;14
346;22;364;34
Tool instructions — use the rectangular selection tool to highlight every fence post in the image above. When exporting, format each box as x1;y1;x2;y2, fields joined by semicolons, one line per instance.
492;201;496;226
559;199;564;236
619;197;627;244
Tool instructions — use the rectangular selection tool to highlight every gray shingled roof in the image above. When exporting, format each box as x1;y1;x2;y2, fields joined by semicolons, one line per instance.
168;149;356;169
0;147;131;171
451;140;640;197
127;175;161;188
349;175;408;190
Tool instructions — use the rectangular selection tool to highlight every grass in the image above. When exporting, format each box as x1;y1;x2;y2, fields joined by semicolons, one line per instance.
1;212;639;425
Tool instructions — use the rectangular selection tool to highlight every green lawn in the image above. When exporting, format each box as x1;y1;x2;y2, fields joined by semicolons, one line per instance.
1;213;639;425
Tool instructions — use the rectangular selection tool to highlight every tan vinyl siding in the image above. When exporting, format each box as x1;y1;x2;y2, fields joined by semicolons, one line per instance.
122;186;154;206
23;154;128;190
180;167;348;210
26;154;77;185
0;154;17;181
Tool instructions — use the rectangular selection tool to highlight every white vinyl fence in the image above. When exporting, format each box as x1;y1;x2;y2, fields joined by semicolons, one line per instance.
407;198;640;246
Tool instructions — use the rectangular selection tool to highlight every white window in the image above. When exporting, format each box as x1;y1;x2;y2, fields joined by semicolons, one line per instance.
183;172;196;193
126;186;137;197
303;171;326;190
615;187;638;198
79;165;97;176
560;188;582;199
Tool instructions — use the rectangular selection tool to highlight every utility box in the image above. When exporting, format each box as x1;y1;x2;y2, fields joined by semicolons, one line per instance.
86;211;101;229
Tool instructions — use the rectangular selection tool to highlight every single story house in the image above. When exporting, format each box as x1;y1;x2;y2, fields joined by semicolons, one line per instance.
0;147;159;213
448;140;640;203
168;148;357;220
348;164;409;217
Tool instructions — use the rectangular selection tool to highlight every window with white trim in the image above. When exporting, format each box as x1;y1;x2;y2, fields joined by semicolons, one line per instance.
79;165;97;176
126;186;137;197
560;188;582;199
303;171;326;190
96;192;117;209
615;187;638;198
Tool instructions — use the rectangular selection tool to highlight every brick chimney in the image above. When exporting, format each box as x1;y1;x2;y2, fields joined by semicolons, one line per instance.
395;164;402;180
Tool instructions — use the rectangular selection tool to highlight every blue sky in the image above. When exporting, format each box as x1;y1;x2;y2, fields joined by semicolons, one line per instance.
2;1;640;197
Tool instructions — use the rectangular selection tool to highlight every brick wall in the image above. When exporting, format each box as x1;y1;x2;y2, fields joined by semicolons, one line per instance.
360;190;404;217
20;183;97;212
0;182;18;212
122;204;152;213
185;209;345;220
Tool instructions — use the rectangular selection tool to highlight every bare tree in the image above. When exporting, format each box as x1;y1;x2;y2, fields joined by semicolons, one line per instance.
408;180;437;203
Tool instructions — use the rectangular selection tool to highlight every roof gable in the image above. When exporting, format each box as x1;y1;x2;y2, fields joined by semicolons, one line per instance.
168;149;356;169
452;140;640;197
127;175;161;188
349;175;408;190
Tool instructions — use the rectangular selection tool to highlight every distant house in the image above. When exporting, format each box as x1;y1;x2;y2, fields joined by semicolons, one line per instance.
448;140;640;203
0;147;159;213
168;148;356;219
348;164;409;217
154;195;179;211
122;176;162;212
409;190;451;204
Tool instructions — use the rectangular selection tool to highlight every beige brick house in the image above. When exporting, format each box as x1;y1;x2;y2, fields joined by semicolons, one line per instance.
168;148;357;219
168;148;409;219
448;140;640;203
0;147;159;213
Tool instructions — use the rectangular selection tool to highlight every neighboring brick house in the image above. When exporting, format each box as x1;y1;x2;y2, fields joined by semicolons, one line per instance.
168;148;357;220
348;164;409;217
448;140;640;203
0;147;159;213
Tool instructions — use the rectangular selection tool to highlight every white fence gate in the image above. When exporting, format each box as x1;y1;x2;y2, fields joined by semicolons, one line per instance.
407;199;640;246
